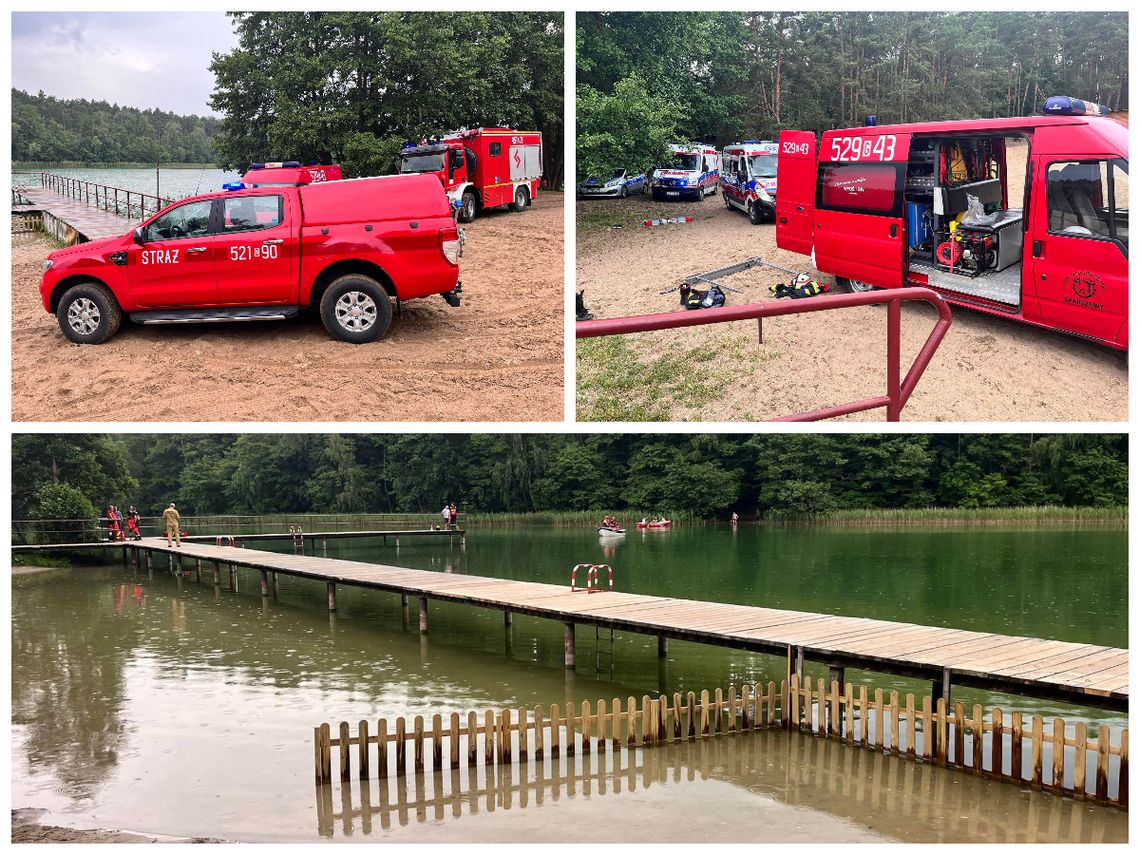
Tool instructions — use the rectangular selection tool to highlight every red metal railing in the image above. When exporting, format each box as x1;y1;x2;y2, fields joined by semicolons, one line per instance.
576;288;953;421
15;172;173;220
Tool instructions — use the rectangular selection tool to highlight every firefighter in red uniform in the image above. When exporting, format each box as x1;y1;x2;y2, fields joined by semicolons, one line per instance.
126;505;142;540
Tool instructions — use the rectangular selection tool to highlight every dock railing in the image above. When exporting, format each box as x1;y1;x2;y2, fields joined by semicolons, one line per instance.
11;171;174;220
576;288;953;421
314;675;1127;809
11;513;441;545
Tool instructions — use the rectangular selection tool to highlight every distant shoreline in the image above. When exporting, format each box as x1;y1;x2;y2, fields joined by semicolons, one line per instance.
13;162;220;170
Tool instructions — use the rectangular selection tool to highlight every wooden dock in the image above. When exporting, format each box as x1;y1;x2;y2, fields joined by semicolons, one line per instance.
12;184;140;242
10;528;462;553
81;537;1129;712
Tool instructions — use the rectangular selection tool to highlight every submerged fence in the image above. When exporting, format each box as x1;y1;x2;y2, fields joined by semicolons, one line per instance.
314;675;1127;809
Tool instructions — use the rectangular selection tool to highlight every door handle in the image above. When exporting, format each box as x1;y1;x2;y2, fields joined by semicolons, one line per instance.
185;246;207;254
778;217;788;224
263;238;284;245
1032;239;1043;258
796;206;804;212
889;224;898;238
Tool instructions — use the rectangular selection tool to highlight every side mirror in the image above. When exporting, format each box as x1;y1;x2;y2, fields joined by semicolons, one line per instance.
133;226;145;245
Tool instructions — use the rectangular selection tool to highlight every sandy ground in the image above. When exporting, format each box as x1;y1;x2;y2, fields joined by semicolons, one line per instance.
575;159;1127;422
12;810;224;843
12;195;564;422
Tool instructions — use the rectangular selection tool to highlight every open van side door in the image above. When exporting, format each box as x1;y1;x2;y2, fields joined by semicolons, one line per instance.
813;131;912;288
775;131;817;256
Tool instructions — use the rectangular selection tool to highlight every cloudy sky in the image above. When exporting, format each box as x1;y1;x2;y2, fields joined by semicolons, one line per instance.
12;12;238;116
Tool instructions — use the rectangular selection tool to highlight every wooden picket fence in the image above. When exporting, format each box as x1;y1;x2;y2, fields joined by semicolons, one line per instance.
315;674;1127;809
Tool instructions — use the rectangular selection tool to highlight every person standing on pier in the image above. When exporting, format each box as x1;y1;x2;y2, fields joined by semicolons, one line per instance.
441;502;452;530
449;503;458;529
126;505;142;540
163;502;182;547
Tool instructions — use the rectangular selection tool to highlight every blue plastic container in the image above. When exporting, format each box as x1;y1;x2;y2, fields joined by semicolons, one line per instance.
907;202;932;248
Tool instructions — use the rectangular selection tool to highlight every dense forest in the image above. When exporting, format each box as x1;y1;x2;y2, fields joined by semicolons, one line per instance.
11;434;1126;525
577;11;1129;178
210;12;564;186
11;89;220;164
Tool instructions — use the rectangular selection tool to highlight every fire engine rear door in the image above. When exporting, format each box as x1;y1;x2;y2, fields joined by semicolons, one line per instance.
813;131;912;288
775;131;817;255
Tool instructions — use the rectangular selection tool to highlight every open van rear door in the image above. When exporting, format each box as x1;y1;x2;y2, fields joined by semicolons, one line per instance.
813;131;912;288
776;131;817;255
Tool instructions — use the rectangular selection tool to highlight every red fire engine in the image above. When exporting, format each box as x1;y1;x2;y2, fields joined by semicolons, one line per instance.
776;101;1128;349
399;127;543;223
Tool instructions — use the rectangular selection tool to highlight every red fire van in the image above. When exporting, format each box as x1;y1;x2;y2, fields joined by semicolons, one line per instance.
776;108;1128;348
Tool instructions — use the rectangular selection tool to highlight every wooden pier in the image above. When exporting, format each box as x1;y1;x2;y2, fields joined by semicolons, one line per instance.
12;173;168;243
45;537;1127;713
10;528;462;553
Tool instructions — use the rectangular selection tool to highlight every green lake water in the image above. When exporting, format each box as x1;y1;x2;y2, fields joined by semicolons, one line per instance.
11;166;240;201
10;523;1127;842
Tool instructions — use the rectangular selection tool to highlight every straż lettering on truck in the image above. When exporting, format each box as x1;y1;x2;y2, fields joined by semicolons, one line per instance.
774;97;1128;349
398;127;542;223
40;173;463;345
720;140;780;224
651;143;720;201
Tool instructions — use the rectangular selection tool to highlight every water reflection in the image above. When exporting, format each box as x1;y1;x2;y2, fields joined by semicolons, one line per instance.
11;572;140;800
316;730;1127;843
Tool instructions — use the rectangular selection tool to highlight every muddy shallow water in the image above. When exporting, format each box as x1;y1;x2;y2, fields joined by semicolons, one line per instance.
11;534;1126;842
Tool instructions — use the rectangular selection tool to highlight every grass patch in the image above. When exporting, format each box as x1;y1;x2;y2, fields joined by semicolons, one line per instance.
778;506;1127;526
12;554;71;568
577;333;757;421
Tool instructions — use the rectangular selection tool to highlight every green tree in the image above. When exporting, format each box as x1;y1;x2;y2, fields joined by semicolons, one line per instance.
576;75;681;179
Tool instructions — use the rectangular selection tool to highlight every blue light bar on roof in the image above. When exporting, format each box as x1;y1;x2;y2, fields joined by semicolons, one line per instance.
223;181;246;192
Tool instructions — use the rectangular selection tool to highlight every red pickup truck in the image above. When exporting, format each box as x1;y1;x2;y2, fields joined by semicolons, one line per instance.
40;173;462;344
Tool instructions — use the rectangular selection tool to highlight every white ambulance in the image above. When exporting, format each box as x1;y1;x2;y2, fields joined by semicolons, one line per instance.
651;143;720;201
720;140;780;223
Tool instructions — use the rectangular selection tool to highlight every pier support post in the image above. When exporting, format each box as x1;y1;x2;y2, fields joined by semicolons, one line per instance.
212;561;221;586
419;597;429;634
794;646;805;680
401;593;409;608
658;635;668;658
260;570;269;597
122;547;128;566
828;665;845;692
504;610;513;627
272;572;279;598
229;564;237;591
932;668;952;706
145;551;154;578
327;582;337;612
195;558;202;583
564;623;576;668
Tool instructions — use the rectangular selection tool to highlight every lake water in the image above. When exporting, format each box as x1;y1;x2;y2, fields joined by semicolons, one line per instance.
11;166;240;201
10;523;1127;842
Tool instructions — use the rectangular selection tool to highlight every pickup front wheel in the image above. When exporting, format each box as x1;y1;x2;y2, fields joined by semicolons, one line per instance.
320;275;393;343
57;281;122;344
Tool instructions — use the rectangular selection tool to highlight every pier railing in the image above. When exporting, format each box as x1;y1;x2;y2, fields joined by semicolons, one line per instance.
11;513;443;545
11;171;174;220
314;675;1127;809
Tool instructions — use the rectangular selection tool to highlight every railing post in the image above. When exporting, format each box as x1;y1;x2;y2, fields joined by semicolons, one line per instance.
886;298;901;421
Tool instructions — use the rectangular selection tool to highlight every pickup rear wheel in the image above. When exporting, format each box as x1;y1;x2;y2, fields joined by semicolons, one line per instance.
57;281;122;344
511;186;530;212
320;275;393;343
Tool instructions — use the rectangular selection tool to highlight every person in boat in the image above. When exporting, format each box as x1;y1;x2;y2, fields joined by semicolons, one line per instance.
640;517;648;526
601;515;620;530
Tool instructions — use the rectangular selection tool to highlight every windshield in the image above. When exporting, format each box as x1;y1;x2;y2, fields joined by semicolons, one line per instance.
747;154;778;179
668;154;702;172
400;152;446;173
